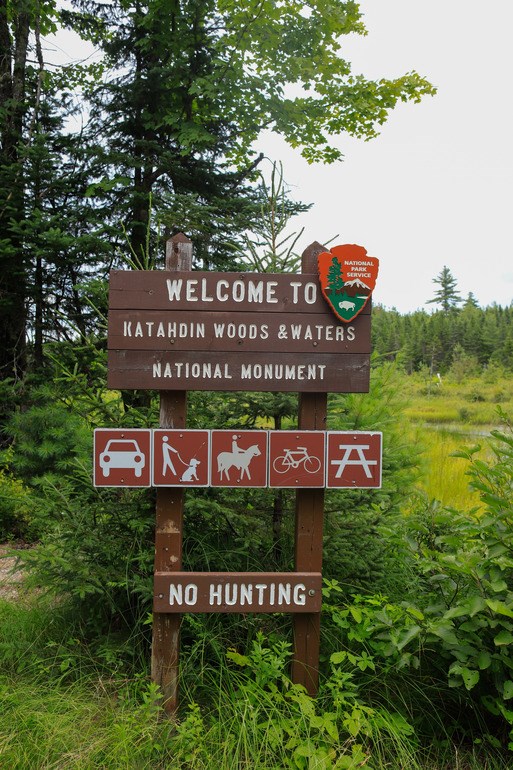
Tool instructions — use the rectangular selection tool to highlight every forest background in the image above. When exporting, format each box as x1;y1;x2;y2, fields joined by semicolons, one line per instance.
1;1;513;768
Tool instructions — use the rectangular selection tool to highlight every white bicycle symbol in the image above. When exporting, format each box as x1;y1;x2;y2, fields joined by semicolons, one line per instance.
272;446;321;474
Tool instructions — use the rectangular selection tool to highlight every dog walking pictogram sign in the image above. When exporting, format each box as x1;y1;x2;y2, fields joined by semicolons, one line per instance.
152;430;210;486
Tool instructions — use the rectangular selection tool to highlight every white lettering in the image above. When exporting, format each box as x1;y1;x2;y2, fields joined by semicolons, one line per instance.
266;282;278;303
186;280;198;301
247;281;264;303
216;280;229;301
255;584;267;605
169;584;182;605
240;584;253;605
166;278;182;301
304;282;317;304
290;281;302;304
278;584;291;605
184;584;198;606
224;584;238;606
293;584;306;606
200;278;213;302
210;584;223;606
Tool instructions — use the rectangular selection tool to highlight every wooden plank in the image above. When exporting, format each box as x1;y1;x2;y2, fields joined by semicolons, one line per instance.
292;243;330;696
107;350;370;392
107;309;371;354
109;270;372;315
153;572;322;613
150;234;192;717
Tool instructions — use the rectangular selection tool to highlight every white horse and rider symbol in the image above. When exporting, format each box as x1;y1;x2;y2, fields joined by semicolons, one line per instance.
211;431;268;487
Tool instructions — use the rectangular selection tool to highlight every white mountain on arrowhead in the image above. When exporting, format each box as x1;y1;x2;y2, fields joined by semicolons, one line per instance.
344;278;371;290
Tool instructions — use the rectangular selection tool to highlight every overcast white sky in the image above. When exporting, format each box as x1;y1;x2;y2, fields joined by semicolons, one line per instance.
262;0;513;312
48;1;512;313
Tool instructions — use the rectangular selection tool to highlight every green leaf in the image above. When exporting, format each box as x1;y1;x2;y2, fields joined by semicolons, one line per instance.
477;651;492;670
494;630;513;646
461;668;480;691
330;651;347;665
396;625;421;651
226;650;250;666
486;600;513;618
503;681;513;700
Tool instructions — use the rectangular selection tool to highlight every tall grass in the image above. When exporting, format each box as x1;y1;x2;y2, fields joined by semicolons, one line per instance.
411;427;488;509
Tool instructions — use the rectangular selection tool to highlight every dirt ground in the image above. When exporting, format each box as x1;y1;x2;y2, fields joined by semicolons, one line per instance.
0;545;25;601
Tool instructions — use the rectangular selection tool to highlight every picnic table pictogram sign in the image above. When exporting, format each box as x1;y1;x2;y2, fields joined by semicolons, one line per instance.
104;234;380;714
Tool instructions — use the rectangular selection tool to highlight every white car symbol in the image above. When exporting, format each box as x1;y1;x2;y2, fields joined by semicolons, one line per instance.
99;439;145;478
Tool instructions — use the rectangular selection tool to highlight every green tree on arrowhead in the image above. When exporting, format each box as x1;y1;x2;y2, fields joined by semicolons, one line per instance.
327;256;345;298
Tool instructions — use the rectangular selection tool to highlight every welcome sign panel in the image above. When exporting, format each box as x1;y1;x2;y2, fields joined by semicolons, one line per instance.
107;271;371;393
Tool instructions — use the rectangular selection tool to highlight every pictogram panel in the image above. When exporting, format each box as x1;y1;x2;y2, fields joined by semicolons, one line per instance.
268;431;325;488
326;432;382;488
210;430;268;487
93;429;152;487
152;430;210;487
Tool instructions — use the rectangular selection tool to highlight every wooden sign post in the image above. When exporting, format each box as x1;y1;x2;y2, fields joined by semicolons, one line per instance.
105;234;376;713
150;234;192;715
293;243;328;695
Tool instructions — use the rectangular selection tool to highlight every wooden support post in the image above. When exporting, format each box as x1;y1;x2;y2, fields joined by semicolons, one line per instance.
292;242;328;695
151;233;192;715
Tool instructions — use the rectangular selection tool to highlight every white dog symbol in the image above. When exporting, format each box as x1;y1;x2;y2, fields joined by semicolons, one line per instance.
180;458;200;483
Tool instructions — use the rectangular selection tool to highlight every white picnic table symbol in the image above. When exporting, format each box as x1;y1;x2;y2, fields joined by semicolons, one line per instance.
330;444;377;479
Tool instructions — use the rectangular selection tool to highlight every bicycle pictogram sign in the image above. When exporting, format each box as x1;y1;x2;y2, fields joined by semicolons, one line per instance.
326;432;382;488
269;431;325;488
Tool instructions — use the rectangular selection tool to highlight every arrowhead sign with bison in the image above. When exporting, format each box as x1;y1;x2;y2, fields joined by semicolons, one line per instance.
318;244;379;323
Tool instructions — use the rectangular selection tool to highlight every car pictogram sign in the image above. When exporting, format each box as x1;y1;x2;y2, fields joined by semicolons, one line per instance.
153;430;210;486
268;431;325;488
326;432;382;488
210;430;268;487
94;429;152;487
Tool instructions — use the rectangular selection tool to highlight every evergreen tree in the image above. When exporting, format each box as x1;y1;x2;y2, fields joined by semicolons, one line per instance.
61;0;435;269
426;266;462;312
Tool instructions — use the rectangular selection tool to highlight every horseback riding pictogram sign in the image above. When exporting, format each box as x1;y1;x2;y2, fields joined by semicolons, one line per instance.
210;430;268;487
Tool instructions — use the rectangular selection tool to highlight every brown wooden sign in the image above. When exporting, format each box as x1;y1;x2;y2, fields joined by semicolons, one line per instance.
153;572;322;613
107;310;370;354
109;271;351;313
107;270;371;392
108;350;370;392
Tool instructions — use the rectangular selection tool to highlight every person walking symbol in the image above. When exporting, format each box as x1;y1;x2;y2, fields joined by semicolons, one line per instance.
162;435;180;476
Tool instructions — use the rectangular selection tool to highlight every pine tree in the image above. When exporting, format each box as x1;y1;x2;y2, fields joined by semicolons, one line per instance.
426;266;462;312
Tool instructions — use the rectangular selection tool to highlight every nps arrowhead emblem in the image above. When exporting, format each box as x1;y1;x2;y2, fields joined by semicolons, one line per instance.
318;244;379;323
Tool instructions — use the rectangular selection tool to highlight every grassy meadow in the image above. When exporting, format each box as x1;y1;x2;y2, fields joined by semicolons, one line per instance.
402;369;513;509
